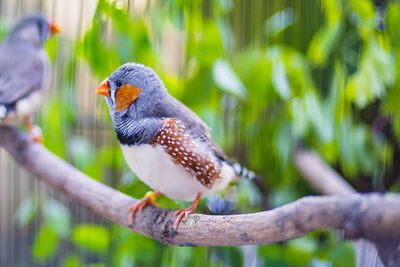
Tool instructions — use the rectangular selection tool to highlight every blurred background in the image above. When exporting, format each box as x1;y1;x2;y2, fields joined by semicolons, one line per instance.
0;0;398;266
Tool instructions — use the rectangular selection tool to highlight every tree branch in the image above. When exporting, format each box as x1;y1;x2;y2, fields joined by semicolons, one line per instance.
1;126;399;265
294;149;398;267
294;149;355;195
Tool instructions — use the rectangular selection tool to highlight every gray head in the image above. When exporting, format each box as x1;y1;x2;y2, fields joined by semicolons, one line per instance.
96;63;168;121
6;14;60;47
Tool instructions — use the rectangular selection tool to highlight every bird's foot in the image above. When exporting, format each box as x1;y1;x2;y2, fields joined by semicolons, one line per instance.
128;191;161;225
28;125;43;144
173;193;202;229
173;207;197;229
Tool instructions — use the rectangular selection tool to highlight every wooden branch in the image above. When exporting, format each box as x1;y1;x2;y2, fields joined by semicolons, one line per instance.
294;149;395;267
1;126;400;266
294;150;355;195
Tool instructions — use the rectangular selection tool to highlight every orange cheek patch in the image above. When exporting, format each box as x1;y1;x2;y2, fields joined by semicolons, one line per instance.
115;85;142;112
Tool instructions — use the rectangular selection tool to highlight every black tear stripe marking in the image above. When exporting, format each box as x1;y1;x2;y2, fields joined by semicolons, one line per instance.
151;118;221;188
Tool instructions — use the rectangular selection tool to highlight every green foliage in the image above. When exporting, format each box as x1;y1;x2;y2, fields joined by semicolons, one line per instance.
42;200;71;238
213;59;247;99
72;224;110;252
60;254;82;267
31;224;59;261
13;194;40;227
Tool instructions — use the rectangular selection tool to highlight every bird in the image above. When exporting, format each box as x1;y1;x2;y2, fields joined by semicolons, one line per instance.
96;63;257;229
0;14;60;142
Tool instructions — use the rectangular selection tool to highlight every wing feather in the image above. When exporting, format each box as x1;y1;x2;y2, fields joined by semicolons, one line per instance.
155;96;228;160
0;41;44;104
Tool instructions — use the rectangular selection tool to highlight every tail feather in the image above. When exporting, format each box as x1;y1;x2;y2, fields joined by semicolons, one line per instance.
226;161;259;181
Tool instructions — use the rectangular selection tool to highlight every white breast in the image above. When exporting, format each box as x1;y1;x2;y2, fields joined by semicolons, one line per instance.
120;144;235;201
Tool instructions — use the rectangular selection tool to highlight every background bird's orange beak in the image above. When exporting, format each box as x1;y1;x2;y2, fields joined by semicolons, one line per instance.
49;22;61;34
96;79;110;97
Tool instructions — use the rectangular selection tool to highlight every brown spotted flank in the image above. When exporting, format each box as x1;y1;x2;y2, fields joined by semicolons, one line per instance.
151;118;221;188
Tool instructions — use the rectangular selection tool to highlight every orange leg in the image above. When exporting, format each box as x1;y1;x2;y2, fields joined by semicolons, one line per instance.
25;116;43;143
128;191;162;224
173;193;202;229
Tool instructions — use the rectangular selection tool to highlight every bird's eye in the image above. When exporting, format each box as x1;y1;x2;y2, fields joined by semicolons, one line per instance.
115;81;122;87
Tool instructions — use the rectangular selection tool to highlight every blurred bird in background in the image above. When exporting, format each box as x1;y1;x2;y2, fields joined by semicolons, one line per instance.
0;14;60;142
97;63;257;229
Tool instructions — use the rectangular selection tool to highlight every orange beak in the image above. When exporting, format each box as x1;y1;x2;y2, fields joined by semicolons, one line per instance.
96;78;110;97
49;22;61;34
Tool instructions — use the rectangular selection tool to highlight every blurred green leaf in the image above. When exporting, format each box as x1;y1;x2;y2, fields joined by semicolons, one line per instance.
259;244;290;267
387;3;400;46
346;39;394;108
72;224;110;252
13;194;40;227
350;0;375;38
68;136;96;170
275;122;294;169
330;242;355;267
31;224;59;261
120;172;138;187
88;263;107;267
267;48;291;100
308;22;343;66
45;36;59;62
213;59;247;99
60;254;82;267
265;8;296;38
42;199;71;238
